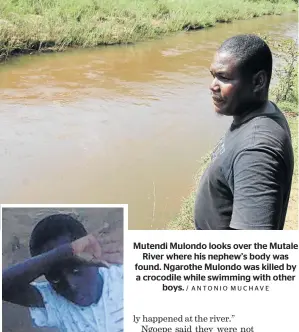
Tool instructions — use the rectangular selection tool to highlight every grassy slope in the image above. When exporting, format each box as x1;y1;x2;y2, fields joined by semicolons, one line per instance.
0;0;297;60
285;117;298;230
168;115;298;230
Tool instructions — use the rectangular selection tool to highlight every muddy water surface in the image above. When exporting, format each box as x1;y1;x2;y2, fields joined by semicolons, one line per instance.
0;13;297;229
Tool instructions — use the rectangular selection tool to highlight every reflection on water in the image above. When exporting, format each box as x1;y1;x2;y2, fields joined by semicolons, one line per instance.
0;13;297;229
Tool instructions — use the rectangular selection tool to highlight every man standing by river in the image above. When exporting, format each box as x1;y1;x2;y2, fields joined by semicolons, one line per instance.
194;34;294;230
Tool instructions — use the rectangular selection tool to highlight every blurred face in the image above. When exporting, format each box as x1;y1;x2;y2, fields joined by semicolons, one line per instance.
209;51;253;116
42;235;102;307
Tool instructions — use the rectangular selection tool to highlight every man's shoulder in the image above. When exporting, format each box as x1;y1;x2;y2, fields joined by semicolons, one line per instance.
252;116;291;146
240;106;291;149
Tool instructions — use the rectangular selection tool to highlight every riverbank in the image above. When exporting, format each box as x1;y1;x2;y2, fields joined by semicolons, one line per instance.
168;113;298;230
0;0;297;61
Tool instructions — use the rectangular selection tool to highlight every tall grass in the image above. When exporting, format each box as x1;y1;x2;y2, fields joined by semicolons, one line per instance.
0;0;297;60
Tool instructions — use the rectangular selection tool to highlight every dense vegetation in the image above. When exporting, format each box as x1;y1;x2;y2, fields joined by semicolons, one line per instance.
0;0;297;60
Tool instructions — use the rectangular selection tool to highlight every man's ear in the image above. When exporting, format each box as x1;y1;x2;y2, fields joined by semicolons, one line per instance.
252;70;267;93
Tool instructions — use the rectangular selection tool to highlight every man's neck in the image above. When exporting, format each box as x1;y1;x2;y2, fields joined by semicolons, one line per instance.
233;99;267;122
231;99;268;130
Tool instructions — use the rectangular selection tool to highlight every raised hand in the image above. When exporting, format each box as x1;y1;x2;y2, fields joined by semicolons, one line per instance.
94;227;123;265
71;234;104;265
71;228;123;266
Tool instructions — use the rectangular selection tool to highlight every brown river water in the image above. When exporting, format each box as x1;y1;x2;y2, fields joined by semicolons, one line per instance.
0;13;297;230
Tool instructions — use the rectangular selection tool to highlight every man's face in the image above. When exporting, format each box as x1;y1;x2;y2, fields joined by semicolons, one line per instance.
43;235;102;307
209;51;253;116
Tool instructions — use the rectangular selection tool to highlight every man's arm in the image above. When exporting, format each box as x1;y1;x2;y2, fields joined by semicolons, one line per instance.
2;244;73;307
229;147;286;230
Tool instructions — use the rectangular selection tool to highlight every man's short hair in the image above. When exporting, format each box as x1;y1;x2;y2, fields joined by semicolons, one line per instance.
218;34;272;86
29;214;87;256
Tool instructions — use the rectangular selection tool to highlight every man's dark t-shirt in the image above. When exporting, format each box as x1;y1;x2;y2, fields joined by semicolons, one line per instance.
194;101;294;230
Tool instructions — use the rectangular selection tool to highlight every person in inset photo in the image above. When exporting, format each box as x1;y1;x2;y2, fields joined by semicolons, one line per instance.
194;34;294;230
2;208;123;332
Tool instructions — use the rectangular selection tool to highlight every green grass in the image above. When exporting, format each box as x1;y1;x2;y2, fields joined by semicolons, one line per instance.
168;113;298;230
0;0;297;60
167;151;211;230
285;116;298;230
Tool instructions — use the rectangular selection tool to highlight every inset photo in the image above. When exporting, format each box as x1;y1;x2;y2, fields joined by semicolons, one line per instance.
2;204;125;332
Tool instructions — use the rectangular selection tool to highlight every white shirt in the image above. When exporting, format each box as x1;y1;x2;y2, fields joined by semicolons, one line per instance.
29;265;123;332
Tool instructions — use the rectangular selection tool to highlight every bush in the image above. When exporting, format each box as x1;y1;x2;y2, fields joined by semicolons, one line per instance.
261;35;298;115
270;38;298;114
